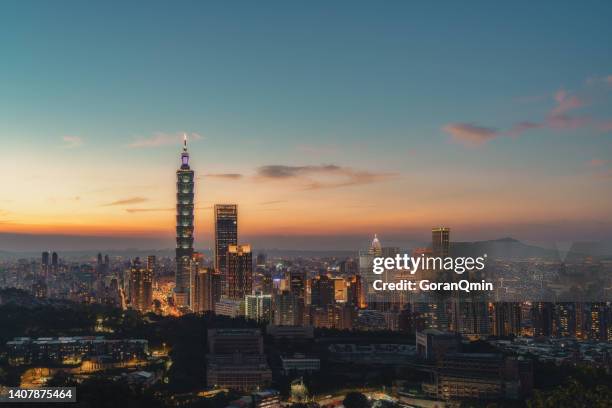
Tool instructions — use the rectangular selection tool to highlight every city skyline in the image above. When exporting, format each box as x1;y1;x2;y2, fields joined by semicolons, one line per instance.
1;2;612;250
1;3;611;406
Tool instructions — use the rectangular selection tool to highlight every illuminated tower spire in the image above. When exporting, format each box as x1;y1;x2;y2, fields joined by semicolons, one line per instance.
175;136;195;307
181;133;190;168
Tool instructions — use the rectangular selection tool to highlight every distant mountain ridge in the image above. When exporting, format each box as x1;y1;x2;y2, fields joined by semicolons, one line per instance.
451;237;559;260
451;237;612;261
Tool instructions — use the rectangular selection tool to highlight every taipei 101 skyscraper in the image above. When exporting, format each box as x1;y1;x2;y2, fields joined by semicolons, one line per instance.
174;135;195;307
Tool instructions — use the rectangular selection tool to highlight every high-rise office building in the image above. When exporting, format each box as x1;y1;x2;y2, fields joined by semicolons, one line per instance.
227;244;253;300
289;270;306;299
589;303;608;341
95;252;108;281
189;252;204;311
51;252;58;274
310;303;355;330
245;292;273;322
146;255;156;275
554;303;575;338
575;302;587;339
493;302;522;337
175;135;195;307
452;298;490;338
214;204;238;294
347;275;363;307
190;253;219;313
287;270;306;323
532;302;553;337
129;257;153;312
432;227;450;257
274;290;301;326
189;251;220;313
332;277;347;303
41;251;50;278
311;275;335;308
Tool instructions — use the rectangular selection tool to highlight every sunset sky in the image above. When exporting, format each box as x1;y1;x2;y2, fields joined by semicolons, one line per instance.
1;1;612;250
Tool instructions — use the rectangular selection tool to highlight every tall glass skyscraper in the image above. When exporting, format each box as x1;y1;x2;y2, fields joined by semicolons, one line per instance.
432;227;450;257
175;136;195;306
214;204;238;295
226;244;252;300
129;257;153;312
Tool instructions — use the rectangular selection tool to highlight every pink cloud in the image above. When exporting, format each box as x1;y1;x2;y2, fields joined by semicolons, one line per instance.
442;123;498;146
545;89;591;130
445;81;611;148
551;89;584;116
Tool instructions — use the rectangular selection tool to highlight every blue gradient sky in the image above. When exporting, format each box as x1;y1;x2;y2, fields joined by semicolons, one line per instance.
1;1;611;250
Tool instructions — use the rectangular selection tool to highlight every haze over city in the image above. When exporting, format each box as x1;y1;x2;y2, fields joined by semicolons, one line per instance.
1;2;611;250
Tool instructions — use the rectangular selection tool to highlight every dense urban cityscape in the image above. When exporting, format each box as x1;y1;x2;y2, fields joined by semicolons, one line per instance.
0;140;611;407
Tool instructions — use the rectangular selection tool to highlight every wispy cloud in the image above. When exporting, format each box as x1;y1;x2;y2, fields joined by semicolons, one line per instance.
442;123;498;146
128;132;203;148
103;197;148;206
255;164;397;190
257;164;343;179
444;81;612;147
62;136;83;148
259;200;287;205
550;89;585;116
545;89;590;130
